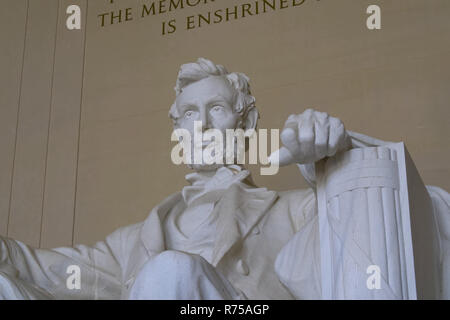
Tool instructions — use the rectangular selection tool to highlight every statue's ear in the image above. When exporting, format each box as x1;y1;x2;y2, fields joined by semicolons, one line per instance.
244;108;259;131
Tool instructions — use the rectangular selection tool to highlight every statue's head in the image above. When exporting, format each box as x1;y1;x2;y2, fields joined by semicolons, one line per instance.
169;58;259;171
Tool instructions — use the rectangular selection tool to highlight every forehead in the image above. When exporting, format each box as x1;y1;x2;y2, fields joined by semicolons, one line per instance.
176;76;235;106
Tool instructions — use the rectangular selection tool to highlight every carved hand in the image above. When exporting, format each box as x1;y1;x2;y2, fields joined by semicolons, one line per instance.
269;109;352;166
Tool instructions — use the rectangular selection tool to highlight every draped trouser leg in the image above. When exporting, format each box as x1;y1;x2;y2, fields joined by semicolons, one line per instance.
129;250;241;300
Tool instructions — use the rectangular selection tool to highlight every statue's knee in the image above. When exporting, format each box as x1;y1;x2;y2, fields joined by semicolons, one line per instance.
130;251;207;299
130;251;236;300
136;250;209;285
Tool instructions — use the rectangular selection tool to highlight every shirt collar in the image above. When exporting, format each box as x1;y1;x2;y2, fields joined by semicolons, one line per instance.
182;165;252;205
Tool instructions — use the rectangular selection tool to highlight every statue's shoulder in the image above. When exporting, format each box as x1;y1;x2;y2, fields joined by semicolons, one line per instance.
104;221;144;248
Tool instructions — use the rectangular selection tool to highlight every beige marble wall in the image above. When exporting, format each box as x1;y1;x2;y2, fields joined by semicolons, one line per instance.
1;0;449;247
0;0;86;247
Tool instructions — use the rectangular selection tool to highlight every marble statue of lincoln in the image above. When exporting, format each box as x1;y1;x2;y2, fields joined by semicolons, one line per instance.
0;58;449;299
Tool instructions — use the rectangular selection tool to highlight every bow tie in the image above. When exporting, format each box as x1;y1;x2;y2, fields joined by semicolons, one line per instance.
182;165;251;206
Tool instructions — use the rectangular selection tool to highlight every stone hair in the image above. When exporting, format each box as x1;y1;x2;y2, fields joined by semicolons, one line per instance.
169;58;258;126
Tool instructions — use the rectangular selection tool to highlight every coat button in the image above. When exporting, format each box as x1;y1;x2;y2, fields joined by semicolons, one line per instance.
236;259;249;276
252;226;260;235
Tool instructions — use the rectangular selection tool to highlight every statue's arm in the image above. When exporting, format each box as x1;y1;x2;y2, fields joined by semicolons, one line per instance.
269;109;395;188
0;228;125;299
296;130;394;188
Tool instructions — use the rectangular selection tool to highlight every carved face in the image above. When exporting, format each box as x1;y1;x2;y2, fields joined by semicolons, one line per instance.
174;76;242;171
175;76;241;133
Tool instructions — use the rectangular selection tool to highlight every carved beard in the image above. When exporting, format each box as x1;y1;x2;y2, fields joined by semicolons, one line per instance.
186;133;245;172
173;116;249;172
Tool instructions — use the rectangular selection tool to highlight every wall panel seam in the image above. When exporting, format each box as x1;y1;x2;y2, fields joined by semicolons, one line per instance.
39;0;60;248
72;0;88;246
7;0;30;238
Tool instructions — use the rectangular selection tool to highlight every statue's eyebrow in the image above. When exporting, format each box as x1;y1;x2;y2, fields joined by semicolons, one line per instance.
176;94;230;111
206;94;229;105
177;103;196;111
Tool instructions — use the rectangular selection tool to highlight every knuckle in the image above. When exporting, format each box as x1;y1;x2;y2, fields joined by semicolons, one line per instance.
335;123;345;136
299;130;315;142
303;108;314;117
316;111;328;121
281;128;297;143
329;116;341;126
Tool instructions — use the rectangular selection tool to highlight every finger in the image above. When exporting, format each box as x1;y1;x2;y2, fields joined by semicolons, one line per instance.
302;108;315;118
327;118;345;156
284;114;299;126
314;122;329;160
315;111;329;125
280;125;301;156
268;147;295;167
298;121;315;162
340;130;352;151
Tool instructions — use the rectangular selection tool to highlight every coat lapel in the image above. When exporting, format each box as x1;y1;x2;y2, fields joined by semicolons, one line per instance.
138;183;278;267
211;184;278;266
140;192;183;256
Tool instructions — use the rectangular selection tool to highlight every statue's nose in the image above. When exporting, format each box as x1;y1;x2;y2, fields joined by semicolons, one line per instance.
199;109;209;130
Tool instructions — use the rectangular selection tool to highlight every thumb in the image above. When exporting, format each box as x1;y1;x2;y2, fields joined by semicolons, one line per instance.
268;146;295;167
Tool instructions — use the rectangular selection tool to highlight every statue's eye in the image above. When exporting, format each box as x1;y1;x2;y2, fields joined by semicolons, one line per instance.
184;110;194;118
211;105;224;113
